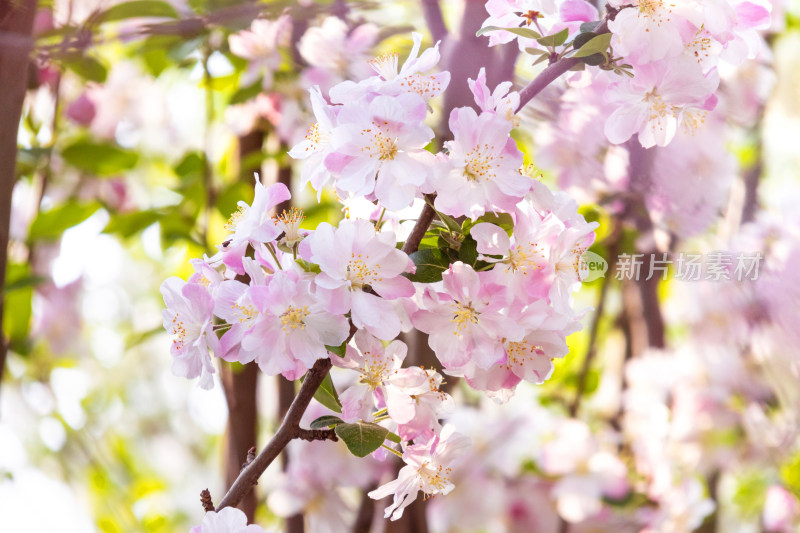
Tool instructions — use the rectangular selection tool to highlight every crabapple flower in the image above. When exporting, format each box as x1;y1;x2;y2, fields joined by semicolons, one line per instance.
468;67;519;125
481;0;597;48
189;507;268;533
303;219;414;340
288;86;338;192
607;1;691;65
325;92;434;209
384;366;454;441
540;420;630;523
413;262;522;370
161;277;219;390
335;330;407;423
463;301;577;398
434;107;530;219
369;424;470;520
299;17;379;92
329;32;450;104
241;270;350;380
217;178;290;273
763;485;800;532
604;58;720;148
228;16;289;89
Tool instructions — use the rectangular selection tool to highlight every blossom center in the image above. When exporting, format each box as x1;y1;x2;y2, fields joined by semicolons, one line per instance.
232;303;258;325
274;207;305;245
419;462;452;496
368;53;399;80
503;341;546;370
361;122;399;161
280;306;309;331
451;302;479;333
463;146;497;182
507;243;545;274
346;254;382;288
225;204;248;231
303;122;324;151
360;351;390;390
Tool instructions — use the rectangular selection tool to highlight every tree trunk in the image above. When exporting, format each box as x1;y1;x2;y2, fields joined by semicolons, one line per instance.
0;0;38;392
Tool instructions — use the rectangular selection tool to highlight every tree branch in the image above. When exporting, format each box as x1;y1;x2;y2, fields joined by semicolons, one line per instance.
402;195;437;255
214;357;334;511
420;0;447;43
516;20;609;110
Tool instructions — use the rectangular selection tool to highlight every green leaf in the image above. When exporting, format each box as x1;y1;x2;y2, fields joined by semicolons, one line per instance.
464;212;515;235
325;341;347;358
524;47;550;57
579;21;602;33
573;33;613;58
60;53;108;82
104;210;162;238
459;235;479;266
3;263;33;350
310;415;344;429
477;25;540;39
230;79;263;105
97;1;179;23
29;201;102;241
386;431;401;444
335;421;389;458
62;141;139;176
4;275;47;293
536;28;569;48
307;372;342;413
406;248;450;283
436;211;462;234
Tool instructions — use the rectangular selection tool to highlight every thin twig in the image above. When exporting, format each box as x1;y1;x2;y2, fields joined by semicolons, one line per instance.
200;488;215;512
569;230;621;417
517;20;609;110
214;357;334;511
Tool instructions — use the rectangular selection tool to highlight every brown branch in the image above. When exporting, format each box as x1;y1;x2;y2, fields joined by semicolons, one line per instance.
517;20;609;111
200;488;215;512
214;357;334;511
420;0;447;43
401;195;437;255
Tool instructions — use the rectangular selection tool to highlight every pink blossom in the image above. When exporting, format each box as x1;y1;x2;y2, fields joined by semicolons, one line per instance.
65;93;96;126
413;262;522;370
369;424;469;520
161;277;219;390
189;507;268;533
434;107;530;219
763;485;800;532
481;0;595;49
299;17;379;92
216;178;290;274
303;219;414;340
384;366;454;441
468;67;519;124
335;330;407;423
325;92;434;209
463;301;577;397
228;16;289;89
604;58;719;148
288;86;338;192
241;270;349;380
329;32;449;104
607;1;693;65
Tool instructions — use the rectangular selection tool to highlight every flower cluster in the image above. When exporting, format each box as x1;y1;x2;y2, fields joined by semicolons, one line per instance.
480;0;772;148
162;31;599;523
